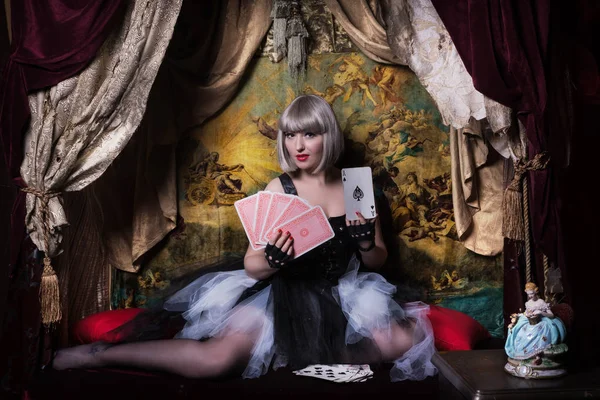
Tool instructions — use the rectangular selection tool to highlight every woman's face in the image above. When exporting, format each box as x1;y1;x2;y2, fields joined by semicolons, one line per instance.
284;131;324;172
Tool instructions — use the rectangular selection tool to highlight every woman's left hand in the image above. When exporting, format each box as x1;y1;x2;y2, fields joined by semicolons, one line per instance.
346;211;376;247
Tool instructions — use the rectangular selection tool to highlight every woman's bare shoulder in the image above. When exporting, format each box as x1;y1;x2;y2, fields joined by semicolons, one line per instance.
265;176;284;193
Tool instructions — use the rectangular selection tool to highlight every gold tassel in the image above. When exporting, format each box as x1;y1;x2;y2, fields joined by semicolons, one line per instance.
502;185;525;241
21;186;63;326
271;0;290;62
285;0;308;80
40;257;62;326
501;152;550;242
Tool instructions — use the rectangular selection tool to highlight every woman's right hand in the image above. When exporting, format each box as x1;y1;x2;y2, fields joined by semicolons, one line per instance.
264;229;294;269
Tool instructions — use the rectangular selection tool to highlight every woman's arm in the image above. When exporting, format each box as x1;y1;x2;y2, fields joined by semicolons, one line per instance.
244;229;293;280
351;212;388;270
540;302;555;318
244;246;277;280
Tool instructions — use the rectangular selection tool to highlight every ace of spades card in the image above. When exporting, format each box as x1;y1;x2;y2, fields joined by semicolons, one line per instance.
341;167;377;221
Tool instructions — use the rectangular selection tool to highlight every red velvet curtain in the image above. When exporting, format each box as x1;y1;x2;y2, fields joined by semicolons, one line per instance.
431;0;600;366
429;0;570;312
0;0;125;396
555;0;600;369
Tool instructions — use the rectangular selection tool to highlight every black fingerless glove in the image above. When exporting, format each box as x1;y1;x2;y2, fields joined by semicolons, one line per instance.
264;243;291;269
347;222;376;252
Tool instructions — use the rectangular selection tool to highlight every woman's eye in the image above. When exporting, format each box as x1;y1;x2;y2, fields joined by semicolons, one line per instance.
305;132;315;138
285;133;295;138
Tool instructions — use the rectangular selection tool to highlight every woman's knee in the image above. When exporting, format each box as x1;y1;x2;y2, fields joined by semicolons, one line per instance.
185;333;255;378
372;320;416;361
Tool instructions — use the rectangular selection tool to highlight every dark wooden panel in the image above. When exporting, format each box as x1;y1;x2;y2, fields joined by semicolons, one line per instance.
433;350;600;400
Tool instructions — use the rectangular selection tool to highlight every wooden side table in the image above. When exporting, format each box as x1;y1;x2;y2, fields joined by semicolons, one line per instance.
432;349;600;399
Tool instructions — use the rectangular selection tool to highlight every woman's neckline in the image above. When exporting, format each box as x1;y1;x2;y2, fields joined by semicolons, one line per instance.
280;173;345;220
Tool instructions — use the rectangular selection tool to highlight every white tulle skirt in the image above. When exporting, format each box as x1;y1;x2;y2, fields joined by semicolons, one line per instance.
163;256;437;381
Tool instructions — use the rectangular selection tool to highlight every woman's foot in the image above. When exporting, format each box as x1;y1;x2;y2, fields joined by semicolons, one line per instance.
52;342;112;370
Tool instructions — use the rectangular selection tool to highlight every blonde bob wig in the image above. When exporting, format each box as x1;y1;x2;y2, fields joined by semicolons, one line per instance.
276;95;344;173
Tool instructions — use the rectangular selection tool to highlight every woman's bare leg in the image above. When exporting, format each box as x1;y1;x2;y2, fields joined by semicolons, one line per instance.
371;319;417;361
53;332;256;378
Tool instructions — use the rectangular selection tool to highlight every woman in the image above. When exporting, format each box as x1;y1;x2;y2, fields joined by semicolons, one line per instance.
53;95;436;381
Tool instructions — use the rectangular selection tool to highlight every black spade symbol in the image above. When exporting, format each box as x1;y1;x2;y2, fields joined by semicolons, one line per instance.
353;186;364;202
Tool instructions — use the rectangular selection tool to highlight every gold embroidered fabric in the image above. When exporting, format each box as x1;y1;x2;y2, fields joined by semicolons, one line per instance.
260;0;357;59
325;0;512;130
323;0;400;64
326;0;511;255
383;0;512;130
172;0;274;132
21;0;182;257
450;121;504;256
99;0;273;272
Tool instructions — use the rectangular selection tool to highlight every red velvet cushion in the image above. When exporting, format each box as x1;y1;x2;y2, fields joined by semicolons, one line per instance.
72;308;146;344
427;305;491;351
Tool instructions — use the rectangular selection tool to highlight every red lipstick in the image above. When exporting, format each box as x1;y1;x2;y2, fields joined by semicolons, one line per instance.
296;154;309;162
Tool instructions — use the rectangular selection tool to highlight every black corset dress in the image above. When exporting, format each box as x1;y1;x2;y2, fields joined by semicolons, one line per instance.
159;173;438;381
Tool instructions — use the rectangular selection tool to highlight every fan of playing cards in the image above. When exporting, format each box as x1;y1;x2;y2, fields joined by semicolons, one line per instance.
235;167;376;257
234;191;335;257
293;364;374;383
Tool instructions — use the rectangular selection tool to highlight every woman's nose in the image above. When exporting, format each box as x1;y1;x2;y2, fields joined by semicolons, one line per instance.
295;136;305;151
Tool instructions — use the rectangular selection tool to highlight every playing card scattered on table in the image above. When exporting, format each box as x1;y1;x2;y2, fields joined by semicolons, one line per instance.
235;191;334;256
293;364;373;383
341;167;377;221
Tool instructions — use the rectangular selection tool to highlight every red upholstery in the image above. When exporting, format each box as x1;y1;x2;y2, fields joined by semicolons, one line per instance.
427;305;491;351
72;308;146;344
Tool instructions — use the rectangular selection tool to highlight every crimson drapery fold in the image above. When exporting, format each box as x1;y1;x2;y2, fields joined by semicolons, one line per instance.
430;0;568;300
0;0;125;394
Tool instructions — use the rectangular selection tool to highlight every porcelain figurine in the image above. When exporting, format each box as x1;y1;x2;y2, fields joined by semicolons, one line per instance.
504;282;568;379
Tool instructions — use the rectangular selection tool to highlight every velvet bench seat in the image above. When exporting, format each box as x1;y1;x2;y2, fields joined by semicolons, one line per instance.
24;337;503;400
26;363;440;400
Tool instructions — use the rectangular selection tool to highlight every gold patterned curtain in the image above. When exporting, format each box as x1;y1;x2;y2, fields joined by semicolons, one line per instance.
21;0;182;258
450;121;504;255
322;0;398;64
324;0;509;255
20;0;182;324
97;0;274;273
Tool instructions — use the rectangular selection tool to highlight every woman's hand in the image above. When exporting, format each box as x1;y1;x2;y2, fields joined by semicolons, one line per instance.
264;229;294;269
346;211;376;252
